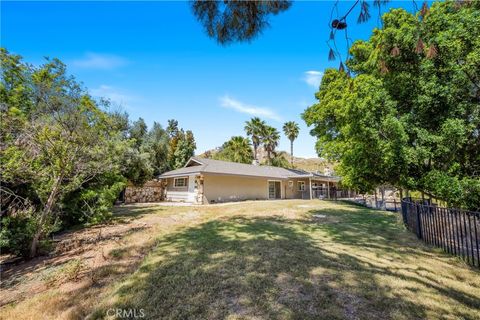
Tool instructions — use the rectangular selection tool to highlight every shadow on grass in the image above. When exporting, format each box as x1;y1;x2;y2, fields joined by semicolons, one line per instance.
6;202;477;319
90;209;477;320
301;205;480;311
112;205;167;221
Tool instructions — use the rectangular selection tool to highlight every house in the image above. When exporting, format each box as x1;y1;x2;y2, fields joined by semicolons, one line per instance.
158;157;341;204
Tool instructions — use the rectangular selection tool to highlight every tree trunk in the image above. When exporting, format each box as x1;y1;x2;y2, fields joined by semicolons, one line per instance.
30;175;62;258
290;140;294;167
253;144;258;161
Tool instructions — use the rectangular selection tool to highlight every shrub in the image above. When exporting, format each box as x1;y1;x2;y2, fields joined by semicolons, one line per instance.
0;209;57;257
61;173;126;226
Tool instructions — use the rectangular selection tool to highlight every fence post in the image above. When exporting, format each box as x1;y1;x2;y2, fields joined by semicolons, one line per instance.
416;203;423;239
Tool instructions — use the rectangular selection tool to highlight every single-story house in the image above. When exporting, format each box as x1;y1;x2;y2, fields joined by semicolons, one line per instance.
158;157;341;204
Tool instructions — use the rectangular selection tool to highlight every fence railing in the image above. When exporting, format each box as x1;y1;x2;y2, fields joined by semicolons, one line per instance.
311;187;356;200
401;199;480;268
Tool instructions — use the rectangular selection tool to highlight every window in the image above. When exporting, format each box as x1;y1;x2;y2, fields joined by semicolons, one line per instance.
174;177;188;187
298;181;305;191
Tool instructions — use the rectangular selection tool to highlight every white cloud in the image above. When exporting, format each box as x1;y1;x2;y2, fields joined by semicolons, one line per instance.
219;95;281;121
72;52;128;70
90;85;134;108
303;70;323;88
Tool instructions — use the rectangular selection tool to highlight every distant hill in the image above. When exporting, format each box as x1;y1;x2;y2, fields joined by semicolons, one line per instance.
197;147;336;175
290;155;334;174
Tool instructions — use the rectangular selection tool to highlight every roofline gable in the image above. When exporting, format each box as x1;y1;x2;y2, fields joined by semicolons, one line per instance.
185;157;204;167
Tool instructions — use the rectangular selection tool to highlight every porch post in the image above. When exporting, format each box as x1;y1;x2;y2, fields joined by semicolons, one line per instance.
327;181;330;199
309;177;312;200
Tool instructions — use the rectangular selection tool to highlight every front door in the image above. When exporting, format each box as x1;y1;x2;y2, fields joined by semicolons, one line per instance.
268;181;281;199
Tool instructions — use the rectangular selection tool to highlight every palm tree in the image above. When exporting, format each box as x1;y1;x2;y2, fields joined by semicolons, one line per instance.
262;125;280;164
223;136;253;164
244;117;266;162
282;121;300;167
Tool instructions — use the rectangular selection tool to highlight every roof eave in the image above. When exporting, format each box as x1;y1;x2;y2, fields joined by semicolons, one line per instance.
158;170;203;178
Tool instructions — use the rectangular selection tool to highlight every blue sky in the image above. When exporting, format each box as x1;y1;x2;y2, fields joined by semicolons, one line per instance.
1;1;421;158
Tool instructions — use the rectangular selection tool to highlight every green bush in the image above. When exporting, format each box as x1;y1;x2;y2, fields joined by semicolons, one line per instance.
0;214;34;257
0;173;125;257
61;173;126;226
423;170;480;211
0;210;55;257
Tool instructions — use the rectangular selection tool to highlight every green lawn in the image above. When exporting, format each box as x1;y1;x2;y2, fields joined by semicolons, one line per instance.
90;200;479;320
2;200;479;320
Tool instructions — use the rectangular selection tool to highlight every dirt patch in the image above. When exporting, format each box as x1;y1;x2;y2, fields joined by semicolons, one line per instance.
0;207;202;308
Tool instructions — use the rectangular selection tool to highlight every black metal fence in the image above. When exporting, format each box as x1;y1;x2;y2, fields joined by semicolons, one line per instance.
401;199;480;268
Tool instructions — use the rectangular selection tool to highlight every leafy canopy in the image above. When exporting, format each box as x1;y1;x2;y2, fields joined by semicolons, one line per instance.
303;1;480;209
213;136;253;164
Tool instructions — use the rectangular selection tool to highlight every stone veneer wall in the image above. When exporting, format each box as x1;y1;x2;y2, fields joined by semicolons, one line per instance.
124;180;164;204
194;175;204;204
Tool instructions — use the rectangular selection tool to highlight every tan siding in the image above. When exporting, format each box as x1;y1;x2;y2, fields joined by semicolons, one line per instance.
285;178;311;199
203;174;272;203
163;173;339;204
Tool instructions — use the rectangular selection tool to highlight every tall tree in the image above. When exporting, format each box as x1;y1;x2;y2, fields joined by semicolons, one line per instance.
166;119;179;138
123;118;155;186
244;117;266;162
166;119;181;169
303;1;480;209
262;125;280;165
0;48;34;114
213;136;253;164
143;122;169;175
282;121;300;167
173;130;196;169
1;57;127;256
165;120;197;170
129;118;148;148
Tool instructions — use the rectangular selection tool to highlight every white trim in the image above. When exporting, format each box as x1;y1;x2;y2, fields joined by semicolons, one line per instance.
309;177;312;200
267;180;283;199
185;158;204;167
173;177;188;188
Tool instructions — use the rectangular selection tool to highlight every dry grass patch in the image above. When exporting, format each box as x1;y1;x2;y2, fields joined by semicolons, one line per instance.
2;200;479;320
90;201;479;320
